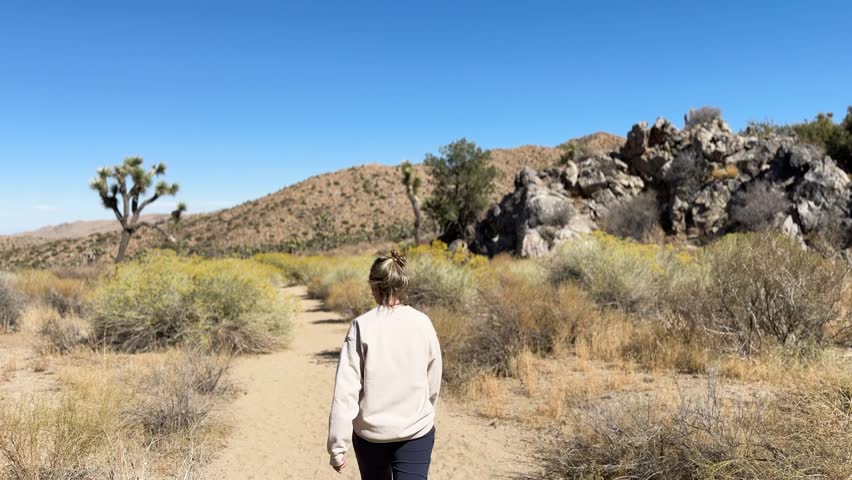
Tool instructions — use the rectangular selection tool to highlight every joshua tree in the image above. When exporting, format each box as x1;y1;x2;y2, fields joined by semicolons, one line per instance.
400;161;424;244
90;157;186;262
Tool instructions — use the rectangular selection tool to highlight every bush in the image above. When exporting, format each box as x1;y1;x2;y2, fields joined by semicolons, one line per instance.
794;108;852;170
0;385;122;480
325;278;375;319
13;270;89;317
35;312;88;355
729;181;789;231
547;232;694;313
0;275;23;330
528;373;852;479
305;258;372;301
90;251;296;354
684;106;722;129
458;273;596;379
603;191;661;241
663;148;708;200
695;234;849;353
407;252;477;311
124;350;230;439
742;120;796;139
253;253;331;285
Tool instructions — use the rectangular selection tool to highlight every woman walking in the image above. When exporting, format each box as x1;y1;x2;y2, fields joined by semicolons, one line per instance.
327;250;442;479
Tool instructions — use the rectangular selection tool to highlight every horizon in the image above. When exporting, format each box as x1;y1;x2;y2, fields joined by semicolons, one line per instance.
2;0;851;234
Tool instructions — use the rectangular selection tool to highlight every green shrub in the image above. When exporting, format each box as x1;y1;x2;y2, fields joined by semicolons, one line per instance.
253;253;331;285
326;278;374;320
90;251;296;354
547;232;694;313
794;108;852;170
407;252;477;311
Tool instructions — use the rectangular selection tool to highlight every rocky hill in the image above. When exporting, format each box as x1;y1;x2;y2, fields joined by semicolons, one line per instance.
0;133;623;268
474;118;852;257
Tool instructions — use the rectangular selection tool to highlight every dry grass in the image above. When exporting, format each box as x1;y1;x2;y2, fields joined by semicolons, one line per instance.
0;347;233;478
0;275;24;330
13;270;91;317
124;350;231;440
523;371;852;480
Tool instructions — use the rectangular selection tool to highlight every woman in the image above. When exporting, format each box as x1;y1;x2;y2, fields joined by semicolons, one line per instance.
327;250;442;479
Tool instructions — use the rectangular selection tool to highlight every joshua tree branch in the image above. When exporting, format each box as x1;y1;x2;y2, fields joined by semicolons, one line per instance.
136;219;177;244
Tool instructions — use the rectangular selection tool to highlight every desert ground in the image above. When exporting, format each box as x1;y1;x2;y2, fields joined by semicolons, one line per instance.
205;286;535;480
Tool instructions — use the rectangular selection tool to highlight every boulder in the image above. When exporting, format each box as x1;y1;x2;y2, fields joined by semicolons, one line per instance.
474;115;852;255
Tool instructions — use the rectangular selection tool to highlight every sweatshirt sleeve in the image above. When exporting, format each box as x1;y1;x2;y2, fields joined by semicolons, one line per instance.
427;322;443;411
327;321;363;467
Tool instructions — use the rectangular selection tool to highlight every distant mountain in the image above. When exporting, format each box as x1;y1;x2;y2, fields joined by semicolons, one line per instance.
9;215;170;240
0;133;624;268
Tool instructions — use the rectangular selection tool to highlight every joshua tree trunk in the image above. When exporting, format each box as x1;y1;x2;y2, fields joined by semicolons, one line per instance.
400;161;424;245
116;228;132;263
408;193;423;245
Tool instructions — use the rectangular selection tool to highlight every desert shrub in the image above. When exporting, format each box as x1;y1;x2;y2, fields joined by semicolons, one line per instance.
452;272;597;383
253;253;331;285
305;258;371;301
326;278;374;319
708;163;739;180
0;384;123;480
528;374;852;480
794;107;852;170
125;350;230;439
90;251;296;354
0;275;23;330
547;232;694;313
557;140;589;165
689;233;849;353
36;314;88;355
603;191;661;241
406;251;477;311
663;148;708;200
742;120;796;139
13;270;88;317
684;105;722;129
729;181;789;231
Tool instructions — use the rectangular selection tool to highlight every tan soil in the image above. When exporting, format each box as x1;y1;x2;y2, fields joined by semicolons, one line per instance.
204;286;535;480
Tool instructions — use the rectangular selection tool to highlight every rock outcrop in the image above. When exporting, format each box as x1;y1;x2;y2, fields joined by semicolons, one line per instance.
474;117;852;257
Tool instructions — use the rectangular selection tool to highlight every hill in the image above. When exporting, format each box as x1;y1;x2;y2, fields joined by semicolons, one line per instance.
0;133;623;268
8;215;170;241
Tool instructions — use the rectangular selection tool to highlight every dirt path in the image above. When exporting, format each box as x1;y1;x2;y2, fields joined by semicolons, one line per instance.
204;286;534;480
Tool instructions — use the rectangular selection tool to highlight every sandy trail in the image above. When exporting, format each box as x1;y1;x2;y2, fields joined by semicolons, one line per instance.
204;286;533;480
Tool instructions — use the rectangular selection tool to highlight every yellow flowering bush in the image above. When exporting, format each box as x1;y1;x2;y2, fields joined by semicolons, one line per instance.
548;232;699;312
91;251;297;353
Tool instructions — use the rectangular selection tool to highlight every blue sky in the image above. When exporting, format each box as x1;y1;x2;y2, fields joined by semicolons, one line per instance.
1;0;850;234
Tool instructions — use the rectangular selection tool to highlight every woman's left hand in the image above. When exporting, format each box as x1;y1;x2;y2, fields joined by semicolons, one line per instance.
332;458;347;474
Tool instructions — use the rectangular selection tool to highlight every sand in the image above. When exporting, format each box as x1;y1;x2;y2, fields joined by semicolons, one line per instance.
203;286;534;480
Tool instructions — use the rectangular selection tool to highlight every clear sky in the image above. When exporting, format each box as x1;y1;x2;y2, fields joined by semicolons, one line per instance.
1;0;850;234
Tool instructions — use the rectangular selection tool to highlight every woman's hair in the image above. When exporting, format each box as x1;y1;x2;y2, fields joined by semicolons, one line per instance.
369;250;410;306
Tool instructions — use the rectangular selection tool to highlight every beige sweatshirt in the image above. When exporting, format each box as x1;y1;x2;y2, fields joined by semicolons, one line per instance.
327;305;442;467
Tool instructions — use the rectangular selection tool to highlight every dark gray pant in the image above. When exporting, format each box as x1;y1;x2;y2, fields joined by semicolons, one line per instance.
352;428;435;480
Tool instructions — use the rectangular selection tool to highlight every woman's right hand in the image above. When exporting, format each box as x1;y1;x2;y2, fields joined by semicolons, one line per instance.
332;458;347;474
